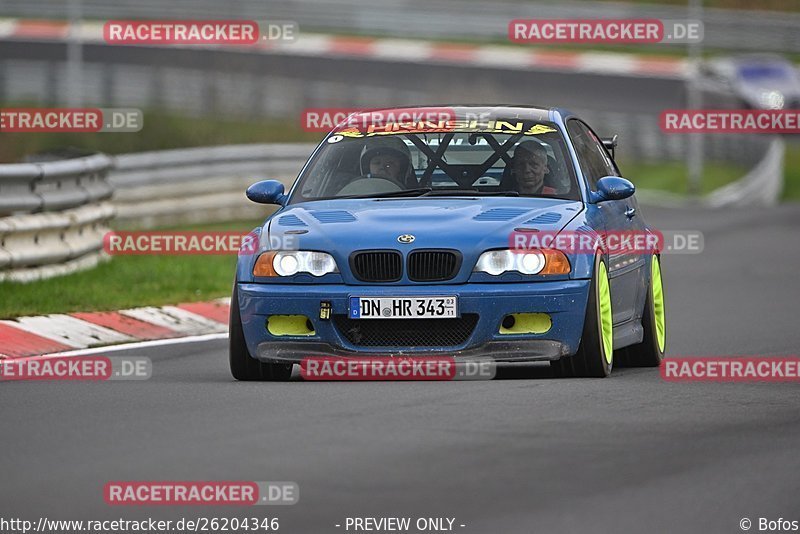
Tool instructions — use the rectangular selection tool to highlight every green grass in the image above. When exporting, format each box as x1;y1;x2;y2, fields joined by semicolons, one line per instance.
0;219;263;319
0;255;236;319
618;160;746;195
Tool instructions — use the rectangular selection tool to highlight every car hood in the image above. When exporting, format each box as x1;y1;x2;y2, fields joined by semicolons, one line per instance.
266;197;582;256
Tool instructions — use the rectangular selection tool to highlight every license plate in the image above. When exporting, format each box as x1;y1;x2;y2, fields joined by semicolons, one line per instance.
349;296;458;319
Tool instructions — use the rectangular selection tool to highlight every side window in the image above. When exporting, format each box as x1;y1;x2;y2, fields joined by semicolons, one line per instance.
567;120;618;191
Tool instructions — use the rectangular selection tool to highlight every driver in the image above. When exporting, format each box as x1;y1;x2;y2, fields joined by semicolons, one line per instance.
510;141;556;195
359;138;414;188
364;147;406;183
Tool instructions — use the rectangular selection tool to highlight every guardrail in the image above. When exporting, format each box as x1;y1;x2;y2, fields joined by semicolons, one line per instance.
0;154;113;216
706;137;785;208
0;154;114;282
111;144;313;228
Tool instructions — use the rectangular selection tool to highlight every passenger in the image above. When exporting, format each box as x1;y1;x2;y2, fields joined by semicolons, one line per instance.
510;141;556;195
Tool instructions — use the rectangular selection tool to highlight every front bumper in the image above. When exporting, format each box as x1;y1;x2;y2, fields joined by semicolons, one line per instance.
254;340;566;363
238;280;590;363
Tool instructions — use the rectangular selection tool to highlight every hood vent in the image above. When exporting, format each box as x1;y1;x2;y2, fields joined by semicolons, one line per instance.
277;214;307;227
523;212;562;225
473;208;529;221
310;210;357;223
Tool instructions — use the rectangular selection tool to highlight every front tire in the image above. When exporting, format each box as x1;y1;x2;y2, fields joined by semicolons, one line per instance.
229;284;293;381
551;255;613;378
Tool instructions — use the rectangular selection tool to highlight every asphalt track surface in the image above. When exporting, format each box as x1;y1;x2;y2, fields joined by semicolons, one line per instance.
2;204;800;534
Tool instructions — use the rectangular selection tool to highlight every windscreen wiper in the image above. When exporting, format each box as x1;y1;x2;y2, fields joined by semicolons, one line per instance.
337;187;433;200
420;189;520;197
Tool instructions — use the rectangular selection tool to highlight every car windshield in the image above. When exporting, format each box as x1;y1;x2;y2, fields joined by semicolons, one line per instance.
289;118;580;203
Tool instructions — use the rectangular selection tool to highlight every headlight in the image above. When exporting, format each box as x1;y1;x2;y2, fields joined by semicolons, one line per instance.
474;249;570;275
276;253;300;276
759;90;785;110
253;251;338;277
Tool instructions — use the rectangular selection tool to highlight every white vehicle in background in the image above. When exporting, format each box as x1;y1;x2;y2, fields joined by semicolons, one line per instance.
697;54;800;110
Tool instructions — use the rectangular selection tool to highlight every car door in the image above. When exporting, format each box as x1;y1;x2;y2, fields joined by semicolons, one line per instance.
566;119;645;325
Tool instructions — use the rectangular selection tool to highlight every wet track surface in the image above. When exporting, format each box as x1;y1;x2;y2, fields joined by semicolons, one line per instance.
3;205;800;533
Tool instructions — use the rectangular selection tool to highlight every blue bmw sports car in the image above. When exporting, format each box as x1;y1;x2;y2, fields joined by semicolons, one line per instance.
230;106;666;380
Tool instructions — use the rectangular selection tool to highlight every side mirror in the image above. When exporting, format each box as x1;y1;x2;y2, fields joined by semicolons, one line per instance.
246;180;287;206
590;176;635;202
